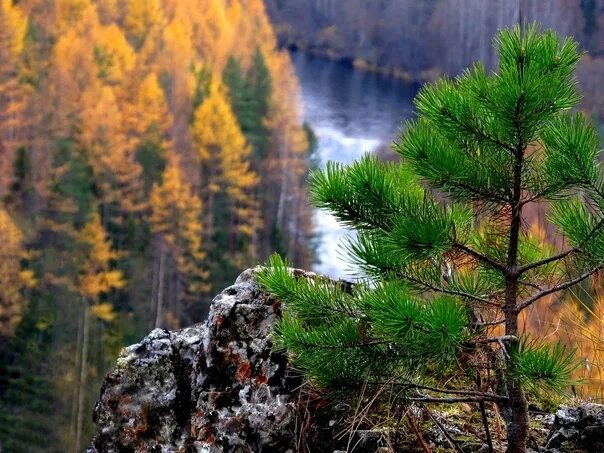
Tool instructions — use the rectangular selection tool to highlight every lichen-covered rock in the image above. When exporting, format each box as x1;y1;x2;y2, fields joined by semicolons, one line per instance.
89;268;299;453
545;403;604;453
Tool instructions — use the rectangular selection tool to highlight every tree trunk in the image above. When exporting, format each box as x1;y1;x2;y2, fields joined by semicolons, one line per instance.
70;308;84;446
154;244;165;329
503;288;529;453
503;139;530;452
75;302;90;452
150;239;159;329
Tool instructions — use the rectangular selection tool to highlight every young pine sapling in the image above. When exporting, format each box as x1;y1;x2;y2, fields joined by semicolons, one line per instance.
259;25;603;453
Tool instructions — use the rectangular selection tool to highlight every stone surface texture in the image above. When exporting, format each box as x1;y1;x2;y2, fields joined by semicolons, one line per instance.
89;268;297;453
545;403;604;453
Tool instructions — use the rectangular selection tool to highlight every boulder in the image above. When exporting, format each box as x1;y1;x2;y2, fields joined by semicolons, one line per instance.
89;268;299;453
545;403;604;453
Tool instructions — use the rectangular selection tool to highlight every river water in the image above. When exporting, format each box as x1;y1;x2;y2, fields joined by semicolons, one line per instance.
290;50;420;278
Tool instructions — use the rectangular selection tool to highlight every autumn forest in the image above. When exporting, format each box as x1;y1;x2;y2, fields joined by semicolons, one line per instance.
0;0;316;450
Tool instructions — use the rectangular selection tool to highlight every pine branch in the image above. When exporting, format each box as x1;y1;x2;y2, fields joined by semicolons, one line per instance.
407;383;508;400
402;273;499;306
411;394;507;403
448;178;510;204
469;335;518;344
439;107;516;155
362;379;507;401
515;216;604;276
517;280;545;292
453;242;508;274
515;264;604;312
476;318;506;326
514;248;575;275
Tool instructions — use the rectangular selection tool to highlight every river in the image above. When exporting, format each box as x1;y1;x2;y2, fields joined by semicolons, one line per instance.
290;50;420;278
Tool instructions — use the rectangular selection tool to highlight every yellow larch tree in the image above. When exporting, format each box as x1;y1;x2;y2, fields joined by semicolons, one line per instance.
150;155;207;328
52;6;141;226
50;6;100;136
91;22;136;85
0;207;34;337
192;83;260;261
224;0;277;67
159;18;194;153
122;72;173;192
193;0;233;71
73;211;124;452
125;72;172;142
76;212;125;300
123;0;164;47
54;0;91;34
80;85;144;235
0;0;28;196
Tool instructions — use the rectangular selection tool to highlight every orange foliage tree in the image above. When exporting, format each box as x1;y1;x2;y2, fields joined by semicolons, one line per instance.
0;208;34;337
150;156;208;327
0;0;28;195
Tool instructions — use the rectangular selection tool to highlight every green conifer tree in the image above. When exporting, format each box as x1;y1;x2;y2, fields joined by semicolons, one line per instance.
4;146;35;212
223;48;271;163
259;25;602;453
0;299;57;453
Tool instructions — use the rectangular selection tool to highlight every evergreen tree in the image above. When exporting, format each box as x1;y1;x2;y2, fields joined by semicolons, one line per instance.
0;305;57;453
223;48;272;163
5;146;35;213
259;25;601;453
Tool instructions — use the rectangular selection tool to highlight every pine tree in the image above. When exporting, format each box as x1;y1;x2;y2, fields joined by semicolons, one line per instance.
0;304;57;453
223;49;271;163
259;25;601;453
5;146;35;213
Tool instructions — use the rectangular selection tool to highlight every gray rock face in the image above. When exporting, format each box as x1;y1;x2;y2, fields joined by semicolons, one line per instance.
89;268;298;453
545;403;604;453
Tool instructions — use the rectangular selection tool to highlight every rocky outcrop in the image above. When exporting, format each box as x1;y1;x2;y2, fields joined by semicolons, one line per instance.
89;268;604;452
545;404;604;453
89;268;298;453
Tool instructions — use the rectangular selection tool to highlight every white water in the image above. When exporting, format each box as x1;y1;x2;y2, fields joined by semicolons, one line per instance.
290;51;419;278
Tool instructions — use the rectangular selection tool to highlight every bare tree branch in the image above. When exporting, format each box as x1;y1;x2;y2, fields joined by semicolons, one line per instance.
515;264;604;312
402;274;500;306
515;216;604;276
453;242;508;274
411;395;507;403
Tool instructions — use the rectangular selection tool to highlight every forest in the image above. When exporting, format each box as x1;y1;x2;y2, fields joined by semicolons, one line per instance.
3;1;604;452
266;0;604;120
0;0;316;451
